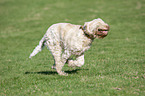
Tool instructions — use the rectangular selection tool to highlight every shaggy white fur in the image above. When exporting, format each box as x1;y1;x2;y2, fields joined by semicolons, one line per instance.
29;18;109;76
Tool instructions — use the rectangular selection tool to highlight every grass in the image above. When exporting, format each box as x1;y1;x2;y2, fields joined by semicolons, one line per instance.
0;0;145;95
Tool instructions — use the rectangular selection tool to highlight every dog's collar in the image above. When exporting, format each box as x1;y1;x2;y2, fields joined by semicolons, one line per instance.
80;26;94;40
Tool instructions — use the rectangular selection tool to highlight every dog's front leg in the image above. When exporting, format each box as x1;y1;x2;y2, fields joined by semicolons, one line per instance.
68;54;84;67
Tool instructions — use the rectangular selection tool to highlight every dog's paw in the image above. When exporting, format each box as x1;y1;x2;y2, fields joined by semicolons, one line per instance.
68;60;76;68
58;71;68;76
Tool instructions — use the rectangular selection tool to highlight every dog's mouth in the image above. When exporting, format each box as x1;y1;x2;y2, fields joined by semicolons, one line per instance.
96;26;109;38
98;29;109;32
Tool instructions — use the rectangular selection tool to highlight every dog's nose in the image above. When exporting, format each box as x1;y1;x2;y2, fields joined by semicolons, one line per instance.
106;25;110;31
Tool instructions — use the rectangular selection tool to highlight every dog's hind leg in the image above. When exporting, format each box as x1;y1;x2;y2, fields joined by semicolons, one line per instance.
55;50;71;76
46;41;69;76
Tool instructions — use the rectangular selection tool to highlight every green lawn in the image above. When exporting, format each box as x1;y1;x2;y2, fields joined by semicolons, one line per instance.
0;0;145;95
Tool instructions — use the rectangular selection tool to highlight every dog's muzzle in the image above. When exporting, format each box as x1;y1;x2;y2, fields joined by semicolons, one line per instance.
96;25;110;38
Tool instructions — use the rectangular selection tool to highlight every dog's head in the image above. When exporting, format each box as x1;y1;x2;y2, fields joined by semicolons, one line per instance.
82;18;110;39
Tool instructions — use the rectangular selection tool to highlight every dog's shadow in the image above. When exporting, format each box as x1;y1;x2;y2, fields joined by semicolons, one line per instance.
25;68;88;75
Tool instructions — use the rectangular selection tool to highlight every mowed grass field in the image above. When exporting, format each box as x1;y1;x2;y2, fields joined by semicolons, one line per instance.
0;0;145;95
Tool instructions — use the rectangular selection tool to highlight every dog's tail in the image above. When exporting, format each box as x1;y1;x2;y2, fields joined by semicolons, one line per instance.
29;37;46;58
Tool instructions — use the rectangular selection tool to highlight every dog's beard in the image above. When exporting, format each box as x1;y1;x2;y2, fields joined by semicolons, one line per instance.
96;31;108;38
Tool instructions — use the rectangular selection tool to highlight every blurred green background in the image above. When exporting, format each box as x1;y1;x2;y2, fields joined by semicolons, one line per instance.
0;0;145;95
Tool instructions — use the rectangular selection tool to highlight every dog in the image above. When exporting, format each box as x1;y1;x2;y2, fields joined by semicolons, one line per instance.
29;18;110;76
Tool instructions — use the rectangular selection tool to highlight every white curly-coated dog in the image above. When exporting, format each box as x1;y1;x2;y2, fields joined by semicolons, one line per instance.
29;18;110;76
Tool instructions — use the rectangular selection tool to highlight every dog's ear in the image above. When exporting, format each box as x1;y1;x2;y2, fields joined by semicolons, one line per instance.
84;21;95;35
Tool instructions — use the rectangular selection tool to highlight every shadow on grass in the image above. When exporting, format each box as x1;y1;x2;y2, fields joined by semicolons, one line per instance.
25;68;88;75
